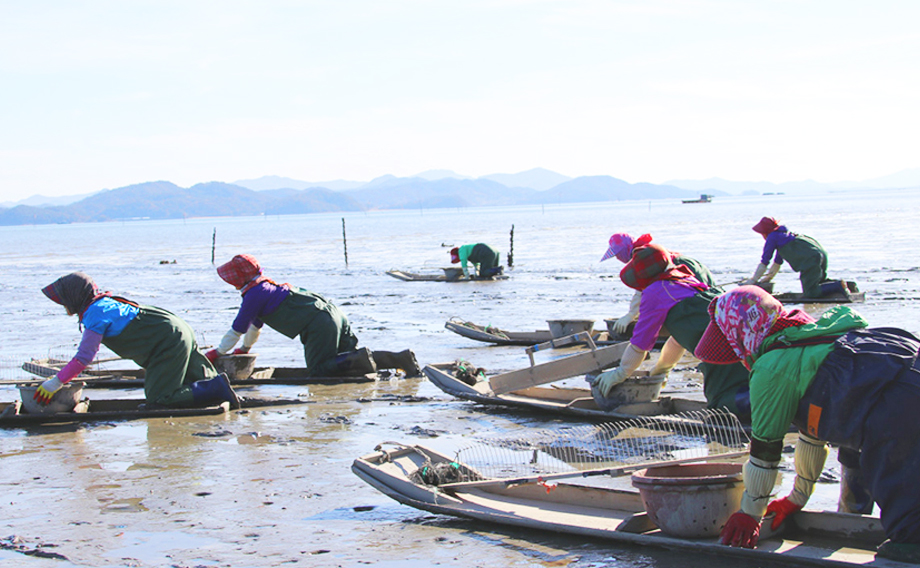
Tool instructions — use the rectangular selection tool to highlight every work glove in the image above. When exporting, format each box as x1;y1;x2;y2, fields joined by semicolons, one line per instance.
594;367;629;397
742;263;768;286
720;511;761;548
232;347;250;355
205;349;222;363
612;315;634;335
765;497;803;531
762;262;781;282
612;291;642;335
34;376;64;405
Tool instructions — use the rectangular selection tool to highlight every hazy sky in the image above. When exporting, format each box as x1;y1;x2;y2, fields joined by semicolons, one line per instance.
2;1;919;200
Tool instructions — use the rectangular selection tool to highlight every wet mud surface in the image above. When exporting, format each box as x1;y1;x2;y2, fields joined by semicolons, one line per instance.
1;375;839;568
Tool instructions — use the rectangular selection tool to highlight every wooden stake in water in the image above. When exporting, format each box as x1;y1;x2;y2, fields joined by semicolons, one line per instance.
342;218;349;267
508;224;514;268
211;228;216;265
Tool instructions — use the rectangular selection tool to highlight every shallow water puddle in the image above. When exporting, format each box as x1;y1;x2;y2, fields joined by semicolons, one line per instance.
101;498;148;513
103;530;218;564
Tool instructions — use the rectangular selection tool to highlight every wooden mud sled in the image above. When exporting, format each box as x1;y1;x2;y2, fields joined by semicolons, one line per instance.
0;395;313;428
353;413;910;568
387;269;509;282
15;359;390;389
425;331;704;421
444;317;667;348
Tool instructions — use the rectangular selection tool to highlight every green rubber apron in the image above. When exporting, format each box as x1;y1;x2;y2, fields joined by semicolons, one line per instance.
259;288;359;376
103;305;215;406
663;287;750;412
777;235;829;297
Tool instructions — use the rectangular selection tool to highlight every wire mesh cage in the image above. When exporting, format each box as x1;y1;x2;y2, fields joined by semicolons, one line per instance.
446;410;749;484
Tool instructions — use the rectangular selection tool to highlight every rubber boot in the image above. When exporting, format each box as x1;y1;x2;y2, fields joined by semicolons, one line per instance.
373;349;422;377
334;347;377;376
190;373;240;409
819;280;849;298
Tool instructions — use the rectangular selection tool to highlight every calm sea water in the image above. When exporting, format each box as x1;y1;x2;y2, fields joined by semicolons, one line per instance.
2;188;918;374
1;188;918;567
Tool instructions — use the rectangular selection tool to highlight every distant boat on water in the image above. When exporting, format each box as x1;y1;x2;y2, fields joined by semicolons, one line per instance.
682;194;713;203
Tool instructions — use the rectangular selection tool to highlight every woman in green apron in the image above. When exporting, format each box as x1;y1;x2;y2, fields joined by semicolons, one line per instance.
37;272;238;409
208;255;420;377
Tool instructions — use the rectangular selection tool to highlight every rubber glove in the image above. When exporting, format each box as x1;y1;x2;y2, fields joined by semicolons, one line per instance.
594;367;630;397
720;511;761;548
594;343;647;396
761;262;781;282
205;349;222;363
613;291;641;335
34;376;64;405
765;497;802;531
741;263;768;286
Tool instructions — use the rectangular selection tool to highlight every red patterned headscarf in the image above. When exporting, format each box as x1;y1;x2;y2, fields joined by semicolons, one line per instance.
619;244;703;291
217;254;268;295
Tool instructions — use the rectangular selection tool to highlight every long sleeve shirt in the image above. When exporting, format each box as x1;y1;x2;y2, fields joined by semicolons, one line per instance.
630;278;704;352
58;297;139;383
760;226;797;265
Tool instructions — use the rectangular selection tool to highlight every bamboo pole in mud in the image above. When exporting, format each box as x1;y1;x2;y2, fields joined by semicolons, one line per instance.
342;218;348;267
508;224;514;268
211;228;216;264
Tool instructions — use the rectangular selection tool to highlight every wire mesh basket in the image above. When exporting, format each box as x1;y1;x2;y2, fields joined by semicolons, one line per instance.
443;410;749;485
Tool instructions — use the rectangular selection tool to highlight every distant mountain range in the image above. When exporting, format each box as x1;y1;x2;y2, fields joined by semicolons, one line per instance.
2;166;918;226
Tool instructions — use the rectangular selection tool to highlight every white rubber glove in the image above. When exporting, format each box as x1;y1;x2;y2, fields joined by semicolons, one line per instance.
761;262;781;283
34;376;65;405
594;343;647;396
613;291;642;335
650;337;685;378
741;263;768;286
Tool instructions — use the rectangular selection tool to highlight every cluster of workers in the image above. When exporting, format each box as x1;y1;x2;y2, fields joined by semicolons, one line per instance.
591;218;919;563
35;254;422;412
32;219;918;562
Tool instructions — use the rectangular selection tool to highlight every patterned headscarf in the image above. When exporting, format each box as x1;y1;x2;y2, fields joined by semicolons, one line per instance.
217;254;267;295
619;244;703;291
695;286;785;369
42;272;103;321
601;233;653;263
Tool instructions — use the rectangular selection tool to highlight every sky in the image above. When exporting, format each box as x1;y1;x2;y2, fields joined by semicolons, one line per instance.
2;0;919;201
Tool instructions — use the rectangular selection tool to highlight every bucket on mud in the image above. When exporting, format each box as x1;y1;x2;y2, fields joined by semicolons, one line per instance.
547;319;595;338
443;267;464;281
631;463;744;538
755;281;774;294
215;354;258;381
19;382;85;414
587;371;666;411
